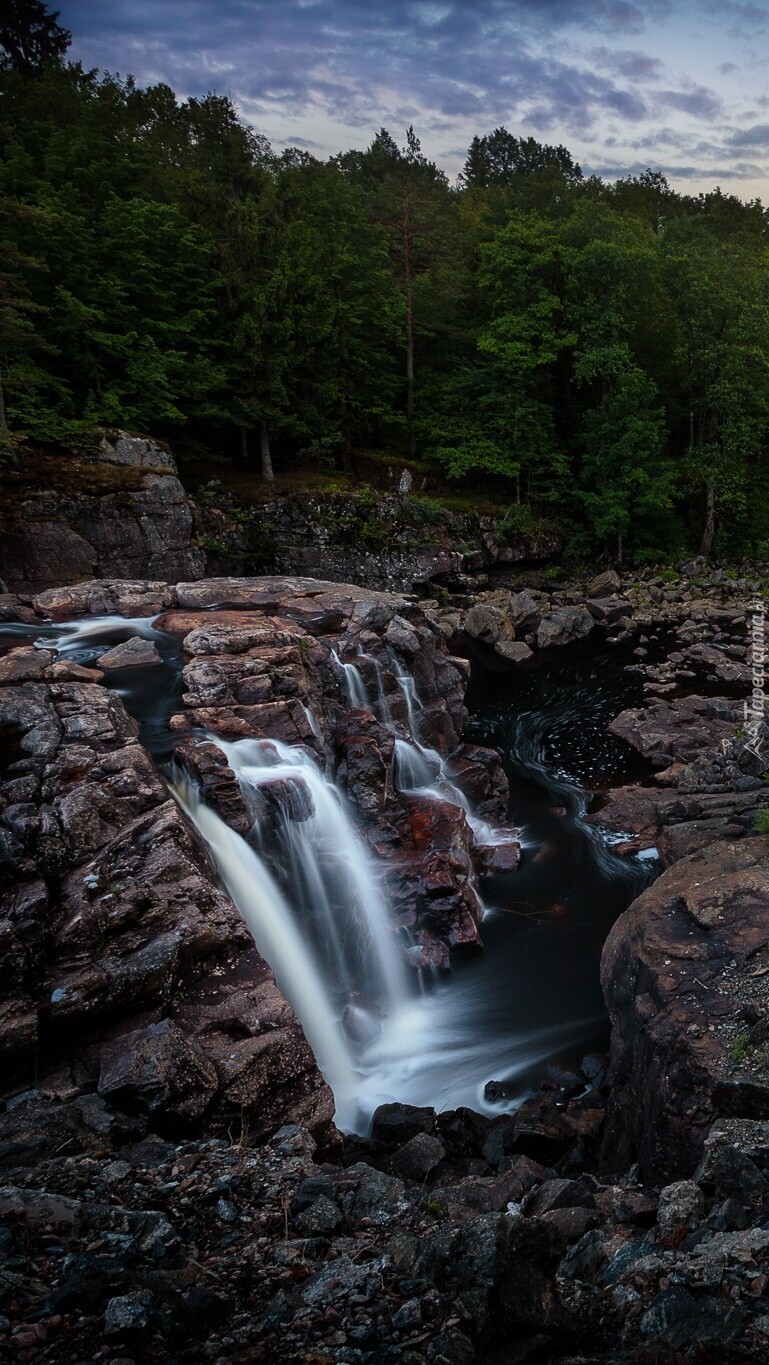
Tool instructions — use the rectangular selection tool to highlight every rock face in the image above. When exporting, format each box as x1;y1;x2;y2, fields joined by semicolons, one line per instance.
602;837;769;1182
0;620;333;1138
0;432;204;593
196;487;563;594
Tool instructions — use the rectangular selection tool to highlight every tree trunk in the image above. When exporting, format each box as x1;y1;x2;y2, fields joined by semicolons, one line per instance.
403;193;416;457
700;481;715;557
0;367;8;430
617;527;624;568
260;419;274;482
239;426;248;466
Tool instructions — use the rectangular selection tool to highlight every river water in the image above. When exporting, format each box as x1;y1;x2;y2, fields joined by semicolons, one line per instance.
2;617;659;1130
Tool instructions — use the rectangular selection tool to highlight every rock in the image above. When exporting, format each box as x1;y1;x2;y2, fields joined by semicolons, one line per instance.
556;1228;609;1282
473;839;522;876
0;648;53;683
656;1180;704;1243
588;570;622;597
639;1285;745;1350
446;744;510;821
539;1206;596;1241
372;1103;435;1146
496;640;534;664
351;1165;409;1226
98;1019;219;1124
104;1290;152;1335
537;607;594;650
524;1178;596;1217
602;837;769;1181
34;579;177;619
294;1194;343;1236
2;435;203;595
97;637;163;669
390;1133;446;1181
100;432;176;471
507;590;544;632
696;1118;769;1198
463;603;513;646
609;695;735;769
587;596;633;623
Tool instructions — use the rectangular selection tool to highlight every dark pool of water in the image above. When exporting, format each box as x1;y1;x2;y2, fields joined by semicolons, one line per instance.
456;645;659;1096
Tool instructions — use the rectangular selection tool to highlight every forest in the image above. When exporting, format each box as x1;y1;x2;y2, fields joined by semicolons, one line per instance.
3;3;769;563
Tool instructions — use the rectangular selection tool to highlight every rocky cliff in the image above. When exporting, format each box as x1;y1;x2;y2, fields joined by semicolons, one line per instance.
0;432;205;592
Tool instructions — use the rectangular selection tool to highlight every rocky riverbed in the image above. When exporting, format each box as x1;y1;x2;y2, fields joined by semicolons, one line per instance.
1;568;769;1361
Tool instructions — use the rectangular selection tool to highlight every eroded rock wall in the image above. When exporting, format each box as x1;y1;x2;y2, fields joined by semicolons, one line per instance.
1;433;205;593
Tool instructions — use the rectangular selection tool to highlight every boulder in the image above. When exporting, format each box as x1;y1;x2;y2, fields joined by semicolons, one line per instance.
98;1019;218;1124
588;569;621;597
98;637;162;670
602;836;769;1181
507;590;543;632
463;604;513;647
537;607;595;650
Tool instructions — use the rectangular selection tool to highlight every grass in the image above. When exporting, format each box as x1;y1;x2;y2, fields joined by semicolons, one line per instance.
731;1032;751;1066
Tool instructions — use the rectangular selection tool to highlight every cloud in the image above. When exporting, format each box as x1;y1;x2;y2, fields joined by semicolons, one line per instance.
586;157;766;180
658;86;723;119
728;122;769;146
56;0;769;196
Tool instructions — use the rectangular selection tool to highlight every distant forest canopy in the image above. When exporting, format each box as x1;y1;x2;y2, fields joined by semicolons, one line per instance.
3;4;769;561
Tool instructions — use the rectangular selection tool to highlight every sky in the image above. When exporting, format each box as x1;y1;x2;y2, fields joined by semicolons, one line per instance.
59;0;769;200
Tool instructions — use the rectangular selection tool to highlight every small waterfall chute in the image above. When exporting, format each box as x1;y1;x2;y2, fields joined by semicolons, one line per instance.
213;736;405;1010
170;768;365;1131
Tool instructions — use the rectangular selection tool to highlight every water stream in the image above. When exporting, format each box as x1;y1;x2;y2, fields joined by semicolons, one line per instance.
2;615;659;1131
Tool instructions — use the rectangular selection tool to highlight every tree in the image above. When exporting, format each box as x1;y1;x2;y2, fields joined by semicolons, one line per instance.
0;0;70;75
462;129;582;189
337;126;454;456
661;219;769;555
472;211;573;502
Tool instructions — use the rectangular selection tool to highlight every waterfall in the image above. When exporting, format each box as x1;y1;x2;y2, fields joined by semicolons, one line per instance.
213;736;405;1009
331;646;370;709
388;655;515;848
171;769;364;1131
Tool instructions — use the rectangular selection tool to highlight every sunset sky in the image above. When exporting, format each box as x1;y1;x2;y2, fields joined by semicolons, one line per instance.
60;0;769;198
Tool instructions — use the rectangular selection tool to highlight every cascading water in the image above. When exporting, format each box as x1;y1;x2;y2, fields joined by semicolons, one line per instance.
171;768;365;1131
1;613;662;1129
331;646;370;709
211;736;405;1011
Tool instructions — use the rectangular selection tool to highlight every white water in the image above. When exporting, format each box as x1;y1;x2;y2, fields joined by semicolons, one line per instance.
331;646;371;709
41;615;163;653
386;656;523;849
171;770;365;1131
213;736;405;1010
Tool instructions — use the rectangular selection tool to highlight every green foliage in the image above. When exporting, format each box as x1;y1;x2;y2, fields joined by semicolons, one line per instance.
754;809;769;837
731;1032;751;1066
3;19;769;560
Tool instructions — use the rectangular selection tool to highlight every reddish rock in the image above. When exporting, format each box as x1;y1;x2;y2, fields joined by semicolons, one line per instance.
601;836;769;1182
33;579;177;619
0;647;53;683
97;637;162;669
609;696;735;769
